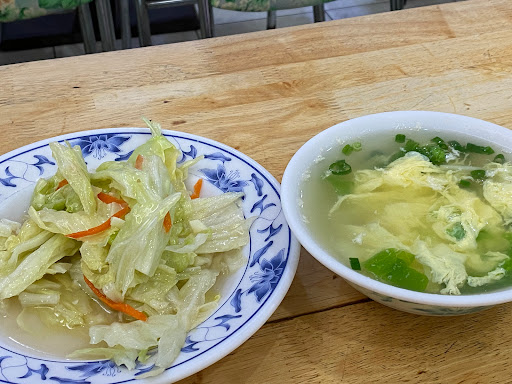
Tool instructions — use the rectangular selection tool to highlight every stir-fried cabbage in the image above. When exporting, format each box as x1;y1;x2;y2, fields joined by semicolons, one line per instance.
0;120;251;376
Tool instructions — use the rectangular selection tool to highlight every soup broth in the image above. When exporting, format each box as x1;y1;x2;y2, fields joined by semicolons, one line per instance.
301;129;512;295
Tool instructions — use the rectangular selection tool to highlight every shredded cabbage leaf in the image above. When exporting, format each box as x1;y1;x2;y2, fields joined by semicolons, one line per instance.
0;120;252;376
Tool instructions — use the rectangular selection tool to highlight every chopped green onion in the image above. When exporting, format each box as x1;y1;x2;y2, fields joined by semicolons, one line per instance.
391;139;447;165
458;179;471;188
466;143;495;155
470;169;486;180
448;140;466;152
342;145;354;156
404;139;420;152
329;160;352;175
493;154;506;164
395;134;406;143
349;258;361;270
342;143;362;155
431;137;449;150
446;222;466;241
418;144;446;165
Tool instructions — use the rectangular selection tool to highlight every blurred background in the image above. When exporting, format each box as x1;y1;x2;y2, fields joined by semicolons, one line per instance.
0;0;462;65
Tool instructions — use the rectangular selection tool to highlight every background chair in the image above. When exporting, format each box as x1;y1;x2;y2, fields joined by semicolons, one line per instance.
133;0;211;45
212;0;328;30
0;0;116;53
133;0;333;45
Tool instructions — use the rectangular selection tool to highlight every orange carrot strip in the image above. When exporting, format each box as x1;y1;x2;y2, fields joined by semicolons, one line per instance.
112;205;130;219
67;218;112;239
67;206;130;239
163;212;172;232
83;275;147;321
56;179;68;190
97;192;127;206
190;178;203;199
135;154;144;170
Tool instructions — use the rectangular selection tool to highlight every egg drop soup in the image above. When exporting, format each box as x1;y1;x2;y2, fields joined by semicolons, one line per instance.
300;130;512;295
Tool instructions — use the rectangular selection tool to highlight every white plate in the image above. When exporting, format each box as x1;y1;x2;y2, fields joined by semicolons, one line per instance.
0;128;300;383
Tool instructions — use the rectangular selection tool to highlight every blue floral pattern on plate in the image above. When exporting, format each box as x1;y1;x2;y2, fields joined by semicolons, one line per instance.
200;164;248;193
73;134;131;160
0;128;300;384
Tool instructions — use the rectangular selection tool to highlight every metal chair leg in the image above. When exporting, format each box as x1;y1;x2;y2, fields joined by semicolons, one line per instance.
197;0;213;38
267;10;276;29
134;0;152;46
119;0;132;49
390;0;404;11
313;3;325;22
78;3;97;53
104;0;117;47
208;1;214;37
96;0;116;51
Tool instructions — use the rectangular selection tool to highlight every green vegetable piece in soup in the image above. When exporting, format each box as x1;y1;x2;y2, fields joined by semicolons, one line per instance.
342;145;354;156
470;169;486;181
446;222;466;241
398;138;447;165
501;258;512;273
431;136;449;150
349;258;361;270
404;139;420;152
418;144;446;165
329;160;352;175
493;154;506;164
448;140;466;152
325;174;353;196
466;143;495;155
458;179;471;188
342;143;362;156
362;248;429;292
395;134;406;143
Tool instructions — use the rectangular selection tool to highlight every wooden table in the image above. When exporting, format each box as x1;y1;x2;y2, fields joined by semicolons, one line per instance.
2;0;512;381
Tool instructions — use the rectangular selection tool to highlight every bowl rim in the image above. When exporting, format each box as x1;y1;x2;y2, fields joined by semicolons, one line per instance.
281;110;512;307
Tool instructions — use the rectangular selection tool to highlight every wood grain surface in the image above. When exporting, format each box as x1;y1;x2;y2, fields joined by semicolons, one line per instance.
1;0;512;382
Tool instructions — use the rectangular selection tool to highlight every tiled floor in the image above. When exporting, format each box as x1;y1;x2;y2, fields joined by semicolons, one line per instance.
0;0;459;66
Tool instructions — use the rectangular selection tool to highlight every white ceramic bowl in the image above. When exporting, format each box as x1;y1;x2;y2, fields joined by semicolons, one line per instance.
281;111;512;316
